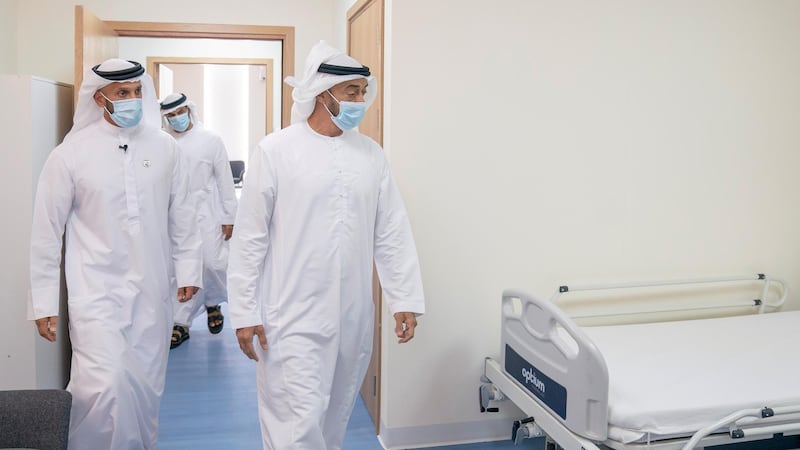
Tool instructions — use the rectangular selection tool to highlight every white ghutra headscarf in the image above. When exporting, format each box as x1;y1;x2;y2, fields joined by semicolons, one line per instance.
65;59;160;142
284;40;377;124
159;93;202;134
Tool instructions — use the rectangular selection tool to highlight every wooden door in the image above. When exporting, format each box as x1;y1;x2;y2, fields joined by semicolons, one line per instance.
74;5;119;105
348;0;384;434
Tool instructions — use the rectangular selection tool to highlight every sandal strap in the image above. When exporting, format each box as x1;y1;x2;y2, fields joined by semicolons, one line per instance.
207;306;224;320
172;325;188;338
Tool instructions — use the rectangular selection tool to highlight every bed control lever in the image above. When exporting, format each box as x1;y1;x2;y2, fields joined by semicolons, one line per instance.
479;383;504;413
512;417;543;444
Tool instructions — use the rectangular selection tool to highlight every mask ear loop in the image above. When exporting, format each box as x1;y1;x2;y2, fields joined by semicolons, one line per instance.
98;91;115;116
321;90;340;119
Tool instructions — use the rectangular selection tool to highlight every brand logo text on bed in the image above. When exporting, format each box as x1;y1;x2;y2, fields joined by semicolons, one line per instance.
521;367;545;394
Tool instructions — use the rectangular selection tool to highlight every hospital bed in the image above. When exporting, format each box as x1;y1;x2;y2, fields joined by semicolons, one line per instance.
479;274;800;450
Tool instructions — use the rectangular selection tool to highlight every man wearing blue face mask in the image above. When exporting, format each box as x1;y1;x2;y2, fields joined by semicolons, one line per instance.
228;41;425;450
28;58;202;449
160;93;238;349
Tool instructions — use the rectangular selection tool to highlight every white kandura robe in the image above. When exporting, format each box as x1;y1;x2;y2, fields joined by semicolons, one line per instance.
170;125;238;326
29;118;202;450
228;122;425;450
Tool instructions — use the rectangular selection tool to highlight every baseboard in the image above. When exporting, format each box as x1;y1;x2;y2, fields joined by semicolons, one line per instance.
378;417;514;449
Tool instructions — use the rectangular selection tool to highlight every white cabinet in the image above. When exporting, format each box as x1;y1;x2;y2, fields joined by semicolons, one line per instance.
0;75;73;389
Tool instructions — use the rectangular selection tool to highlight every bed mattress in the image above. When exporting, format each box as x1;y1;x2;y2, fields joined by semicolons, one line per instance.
581;311;800;444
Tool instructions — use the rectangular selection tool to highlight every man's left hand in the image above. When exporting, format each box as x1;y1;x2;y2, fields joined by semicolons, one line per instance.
393;312;417;343
221;224;234;241
177;286;200;303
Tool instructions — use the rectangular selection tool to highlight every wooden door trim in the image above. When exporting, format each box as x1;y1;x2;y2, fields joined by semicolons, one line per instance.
348;0;379;21
103;20;293;128
348;0;384;145
147;56;275;135
348;0;385;435
74;5;119;106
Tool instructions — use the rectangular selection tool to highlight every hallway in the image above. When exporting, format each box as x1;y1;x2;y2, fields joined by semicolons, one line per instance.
157;307;541;450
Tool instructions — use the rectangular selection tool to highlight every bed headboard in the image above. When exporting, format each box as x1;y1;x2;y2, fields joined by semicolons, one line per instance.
501;289;609;441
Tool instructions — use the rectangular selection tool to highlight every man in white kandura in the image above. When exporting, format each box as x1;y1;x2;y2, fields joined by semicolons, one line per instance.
228;40;426;450
160;93;237;349
28;59;202;450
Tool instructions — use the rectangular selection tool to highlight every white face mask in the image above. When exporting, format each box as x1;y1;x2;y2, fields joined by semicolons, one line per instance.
100;92;143;128
324;90;367;131
167;112;191;132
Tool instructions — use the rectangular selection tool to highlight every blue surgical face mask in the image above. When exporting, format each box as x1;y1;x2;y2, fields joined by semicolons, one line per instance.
100;92;143;128
167;112;191;132
324;89;366;131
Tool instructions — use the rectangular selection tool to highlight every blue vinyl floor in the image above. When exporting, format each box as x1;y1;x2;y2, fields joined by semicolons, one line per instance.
158;305;542;449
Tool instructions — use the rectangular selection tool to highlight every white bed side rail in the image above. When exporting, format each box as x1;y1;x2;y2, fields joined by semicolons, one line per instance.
550;273;787;316
482;357;603;450
501;289;609;441
682;405;800;450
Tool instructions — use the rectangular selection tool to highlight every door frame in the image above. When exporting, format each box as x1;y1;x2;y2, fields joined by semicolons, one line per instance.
348;0;385;435
75;8;294;128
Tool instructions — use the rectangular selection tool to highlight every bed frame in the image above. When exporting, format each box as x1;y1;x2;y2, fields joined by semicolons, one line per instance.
479;274;800;450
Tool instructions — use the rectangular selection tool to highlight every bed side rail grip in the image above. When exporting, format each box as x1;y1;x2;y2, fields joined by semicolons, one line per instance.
501;289;609;441
503;289;604;363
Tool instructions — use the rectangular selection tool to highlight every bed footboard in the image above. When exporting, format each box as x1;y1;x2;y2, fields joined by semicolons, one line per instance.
500;289;609;441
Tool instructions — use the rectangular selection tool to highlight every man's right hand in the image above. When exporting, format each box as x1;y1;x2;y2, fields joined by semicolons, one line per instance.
236;325;268;361
35;316;58;342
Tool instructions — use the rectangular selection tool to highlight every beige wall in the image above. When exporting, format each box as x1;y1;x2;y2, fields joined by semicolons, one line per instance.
380;0;800;447
5;0;800;447
12;0;336;84
0;0;18;74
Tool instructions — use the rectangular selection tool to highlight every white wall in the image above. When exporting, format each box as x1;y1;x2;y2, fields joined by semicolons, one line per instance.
13;0;336;85
248;64;268;159
0;76;73;390
333;0;360;50
380;0;800;447
205;64;249;163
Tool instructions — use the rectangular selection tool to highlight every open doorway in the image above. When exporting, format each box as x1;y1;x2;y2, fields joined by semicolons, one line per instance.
146;57;275;172
119;36;280;171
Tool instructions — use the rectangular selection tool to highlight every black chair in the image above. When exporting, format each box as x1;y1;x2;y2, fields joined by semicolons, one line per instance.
229;160;245;187
0;389;72;450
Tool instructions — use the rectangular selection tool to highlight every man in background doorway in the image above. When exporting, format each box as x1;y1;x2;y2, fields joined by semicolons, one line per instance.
161;93;238;349
29;59;202;449
228;41;426;450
